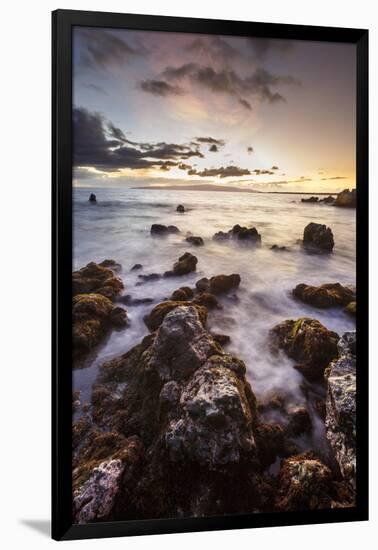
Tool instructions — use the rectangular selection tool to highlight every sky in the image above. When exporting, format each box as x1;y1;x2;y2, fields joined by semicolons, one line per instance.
73;27;356;193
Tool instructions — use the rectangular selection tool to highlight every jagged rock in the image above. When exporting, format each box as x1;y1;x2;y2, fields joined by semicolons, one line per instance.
325;332;356;491
213;225;261;244
270;318;339;381
185;236;204;246
176;204;185;213
301;196;319;203
213;230;230;242
143;300;207;331
321;195;336;204
72;261;124;300
293;283;355;309
303;222;334;252
164;252;198;277
276;453;333;511
89;193;96;203
334;188;356;208
151;224;180;236
195;274;241;295
73;293;128;359
170;286;194;301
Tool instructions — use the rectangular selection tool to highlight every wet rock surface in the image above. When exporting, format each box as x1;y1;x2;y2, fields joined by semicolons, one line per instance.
334;188;356;208
151;224;180;236
73;261;124;299
176;204;185;213
164;252;198;277
185;236;204;246
270;318;339;381
303;222;334;252
196;274;241;295
293;283;355;309
325;332;356;492
213;224;261;244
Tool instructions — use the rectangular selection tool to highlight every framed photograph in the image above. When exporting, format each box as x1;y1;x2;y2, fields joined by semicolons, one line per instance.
52;9;368;541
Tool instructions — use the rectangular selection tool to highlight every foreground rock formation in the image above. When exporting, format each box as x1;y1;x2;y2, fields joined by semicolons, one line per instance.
293;283;355;309
325;331;356;493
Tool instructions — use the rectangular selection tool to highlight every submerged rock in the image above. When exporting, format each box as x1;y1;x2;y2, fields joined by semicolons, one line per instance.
195;274;241;295
130;263;143;271
276;453;333;511
213;224;261;245
293;283;355;309
89;193;97;203
164;252;198;277
185;236;204;247
176;204;185;213
138;273;161;282
270;318;339;381
303;222;334;252
151;224;180;236
72;261;124;300
325;332;356;492
334;188;356;208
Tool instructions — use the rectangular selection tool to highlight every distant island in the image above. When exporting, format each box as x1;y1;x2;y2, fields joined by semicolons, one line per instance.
132;184;338;195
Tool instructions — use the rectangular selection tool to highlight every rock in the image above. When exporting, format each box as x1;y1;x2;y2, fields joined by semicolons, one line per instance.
325;332;356;491
301;196;319;203
185;236;204;247
211;333;231;346
195;277;210;292
143;300;207;331
276;453;333;511
151;224;180;236
285;406;312;437
164;252;198;277
73;293;128;359
321;195;336;204
138;273;161;282
270;318;339;381
293;283;355;309
89;193;96;203
131;263;143;271
344;301;356;316
193;292;221;309
271;245;287;251
210;274;241;295
79;305;273;519
176;204;185;213
72;261;124;300
170;286;194;301
303;222;334;252
255;423;290;468
213;225;261;244
334;188;356;208
99;259;121;272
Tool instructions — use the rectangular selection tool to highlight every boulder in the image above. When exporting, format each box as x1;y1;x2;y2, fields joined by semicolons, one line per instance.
270;318;339;381
143;300;207;331
334;188;356;208
210;274;241;295
213;225;261;244
89;193;96;203
325;332;356;491
72;261;124;300
193;292;221;309
164;252;198;277
138;273;161;282
170;286;194;301
185;236;204;247
293;283;355;309
275;453;333;511
176;204;185;213
303;222;334;252
151;224;180;236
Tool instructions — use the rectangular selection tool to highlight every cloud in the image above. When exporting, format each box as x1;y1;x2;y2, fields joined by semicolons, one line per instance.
73;107;203;172
321;176;347;180
77;28;139;69
139;79;185;96
186;36;240;61
187;165;251;178
162;64;300;105
82;83;108;95
271;165;279;170
252;169;275;175
247;38;295;60
194;136;225;146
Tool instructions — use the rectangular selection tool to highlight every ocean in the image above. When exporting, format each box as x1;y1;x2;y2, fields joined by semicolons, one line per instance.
73;186;356;456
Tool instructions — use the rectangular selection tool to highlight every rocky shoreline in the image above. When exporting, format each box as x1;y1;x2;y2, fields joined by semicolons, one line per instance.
72;207;356;522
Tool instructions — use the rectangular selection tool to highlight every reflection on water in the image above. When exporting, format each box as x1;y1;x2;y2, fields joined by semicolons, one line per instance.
73;187;355;451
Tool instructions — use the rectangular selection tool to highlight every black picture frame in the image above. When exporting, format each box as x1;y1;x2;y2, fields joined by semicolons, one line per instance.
52;9;369;541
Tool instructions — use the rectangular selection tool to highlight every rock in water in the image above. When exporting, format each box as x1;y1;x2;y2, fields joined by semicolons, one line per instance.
164;252;198;277
325;332;356;492
213;224;261;244
176;204;185;213
334;188;356;208
151;224;180;236
72;261;124;300
89;193;97;203
143;300;207;331
303;222;334;252
270;317;339;381
185;236;204;246
301;196;319;203
293;283;355;309
195;274;241;295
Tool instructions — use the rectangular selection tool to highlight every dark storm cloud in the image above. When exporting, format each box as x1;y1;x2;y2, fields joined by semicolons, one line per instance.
77;29;140;69
188;166;251;178
162;64;299;104
139;79;185;96
239;98;252;110
73;107;203;172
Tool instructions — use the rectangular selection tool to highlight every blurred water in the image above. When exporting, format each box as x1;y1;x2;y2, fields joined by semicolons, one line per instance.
73;187;355;450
